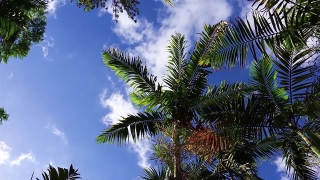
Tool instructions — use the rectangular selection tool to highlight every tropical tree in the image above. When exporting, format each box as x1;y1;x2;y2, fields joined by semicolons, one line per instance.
193;42;320;179
188;0;320;178
31;164;81;180
97;31;277;179
0;0;47;63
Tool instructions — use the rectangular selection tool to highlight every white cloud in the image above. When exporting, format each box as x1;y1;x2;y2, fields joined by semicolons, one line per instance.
275;157;291;180
10;153;36;166
0;141;11;165
99;89;152;168
0;142;36;167
45;123;68;144
52;125;68;144
98;8;108;17
41;35;55;60
107;75;115;88
99;89;137;126
304;36;320;66
46;0;66;18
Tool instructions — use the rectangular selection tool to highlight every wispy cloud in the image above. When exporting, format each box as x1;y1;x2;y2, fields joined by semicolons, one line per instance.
7;71;13;79
10;153;36;166
47;0;66;18
52;125;68;144
99;89;152;168
45;123;68;144
0;141;37;166
0;141;11;165
41;35;55;60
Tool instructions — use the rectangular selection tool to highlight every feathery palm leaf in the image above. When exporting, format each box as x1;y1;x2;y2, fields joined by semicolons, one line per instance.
102;47;162;110
198;2;316;69
140;166;170;180
273;43;315;101
97;112;163;144
280;136;318;180
249;56;288;109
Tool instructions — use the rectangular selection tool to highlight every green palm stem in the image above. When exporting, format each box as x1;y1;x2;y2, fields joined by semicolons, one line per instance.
172;123;182;180
297;131;320;158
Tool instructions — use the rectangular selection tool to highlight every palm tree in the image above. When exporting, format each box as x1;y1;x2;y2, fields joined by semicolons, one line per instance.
188;0;320;178
199;48;320;179
97;32;261;179
31;164;81;180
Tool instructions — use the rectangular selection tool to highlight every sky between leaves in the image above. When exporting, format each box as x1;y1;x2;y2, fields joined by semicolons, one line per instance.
0;0;319;179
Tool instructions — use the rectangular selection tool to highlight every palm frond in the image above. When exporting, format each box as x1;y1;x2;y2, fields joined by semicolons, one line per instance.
281;137;319;180
96;112;163;144
182;37;213;100
273;43;314;101
163;33;188;91
35;164;80;180
200;81;250;107
202;91;286;145
102;47;162;109
198;6;315;69
163;0;174;6
140;166;170;180
249;56;288;110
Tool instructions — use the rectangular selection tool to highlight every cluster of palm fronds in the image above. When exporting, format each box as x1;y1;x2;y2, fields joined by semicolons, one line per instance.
30;164;81;180
99;0;320;179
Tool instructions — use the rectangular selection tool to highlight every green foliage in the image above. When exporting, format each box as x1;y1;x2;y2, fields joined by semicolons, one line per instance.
33;164;81;180
100;33;274;179
97;112;163;144
140;166;171;180
0;107;9;124
0;0;47;63
198;0;319;69
70;0;140;22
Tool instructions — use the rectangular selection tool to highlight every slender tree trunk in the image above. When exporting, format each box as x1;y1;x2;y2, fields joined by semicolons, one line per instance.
173;123;182;180
297;131;320;158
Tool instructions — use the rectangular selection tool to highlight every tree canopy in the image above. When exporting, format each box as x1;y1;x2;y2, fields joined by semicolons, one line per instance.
0;0;47;63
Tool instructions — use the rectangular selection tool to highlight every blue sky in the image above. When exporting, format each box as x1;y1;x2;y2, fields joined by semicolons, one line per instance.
0;0;307;179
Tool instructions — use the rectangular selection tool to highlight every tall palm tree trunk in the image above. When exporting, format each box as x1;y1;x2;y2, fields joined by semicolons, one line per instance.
173;123;182;180
297;131;320;158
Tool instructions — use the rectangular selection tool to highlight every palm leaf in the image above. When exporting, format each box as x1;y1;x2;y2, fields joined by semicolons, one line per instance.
163;33;188;91
96;112;164;144
281;137;319;180
140;166;170;180
102;47;162;109
273;44;314;101
249;56;288;110
198;5;315;69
